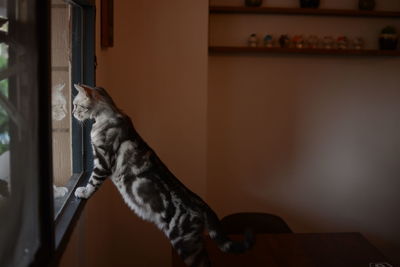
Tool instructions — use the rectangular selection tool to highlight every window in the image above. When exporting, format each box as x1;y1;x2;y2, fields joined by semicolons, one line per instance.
0;0;49;266
0;0;95;266
51;0;74;205
52;0;95;249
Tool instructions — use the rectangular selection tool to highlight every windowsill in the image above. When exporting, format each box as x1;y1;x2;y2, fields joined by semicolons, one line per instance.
54;173;83;218
54;171;89;251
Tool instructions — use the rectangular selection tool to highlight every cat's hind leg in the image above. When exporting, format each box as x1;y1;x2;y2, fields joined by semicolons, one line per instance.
172;233;211;267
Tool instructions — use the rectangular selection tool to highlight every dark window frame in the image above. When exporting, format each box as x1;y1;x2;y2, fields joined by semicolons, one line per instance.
0;0;95;265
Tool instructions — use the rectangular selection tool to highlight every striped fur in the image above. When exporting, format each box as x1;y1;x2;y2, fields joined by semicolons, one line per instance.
72;84;254;267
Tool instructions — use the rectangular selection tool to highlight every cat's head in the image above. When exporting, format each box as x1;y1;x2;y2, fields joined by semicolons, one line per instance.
72;84;117;121
52;83;67;121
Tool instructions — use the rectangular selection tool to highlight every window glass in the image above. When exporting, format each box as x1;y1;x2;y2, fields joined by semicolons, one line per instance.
51;0;73;203
0;0;94;264
0;0;44;265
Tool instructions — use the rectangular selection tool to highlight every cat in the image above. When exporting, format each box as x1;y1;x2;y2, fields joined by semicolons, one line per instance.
51;83;68;198
52;83;68;121
72;84;254;267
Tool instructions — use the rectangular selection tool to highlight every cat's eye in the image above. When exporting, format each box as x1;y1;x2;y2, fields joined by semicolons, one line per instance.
73;104;89;113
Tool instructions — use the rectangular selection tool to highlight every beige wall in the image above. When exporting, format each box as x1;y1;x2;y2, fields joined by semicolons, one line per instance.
103;1;208;265
61;0;400;266
209;0;400;264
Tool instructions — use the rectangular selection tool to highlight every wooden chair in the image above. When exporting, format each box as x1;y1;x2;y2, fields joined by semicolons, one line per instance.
220;212;293;235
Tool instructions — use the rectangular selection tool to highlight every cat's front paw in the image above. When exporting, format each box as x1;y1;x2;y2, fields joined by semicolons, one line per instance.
53;185;68;198
75;186;90;199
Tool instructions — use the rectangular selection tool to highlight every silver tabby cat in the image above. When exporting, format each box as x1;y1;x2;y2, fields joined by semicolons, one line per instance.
73;84;254;267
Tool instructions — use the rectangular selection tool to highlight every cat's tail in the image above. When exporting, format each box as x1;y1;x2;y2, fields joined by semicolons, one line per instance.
203;207;255;254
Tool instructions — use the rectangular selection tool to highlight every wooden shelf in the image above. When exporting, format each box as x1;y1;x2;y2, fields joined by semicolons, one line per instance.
209;46;400;56
209;6;400;18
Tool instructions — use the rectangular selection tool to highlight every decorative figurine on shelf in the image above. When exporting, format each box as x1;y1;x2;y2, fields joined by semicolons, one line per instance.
292;35;305;48
300;0;320;8
359;0;375;11
379;26;398;50
263;34;274;48
248;33;260;47
336;36;349;49
352;37;365;50
279;34;291;48
322;36;335;49
245;0;263;7
306;35;319;49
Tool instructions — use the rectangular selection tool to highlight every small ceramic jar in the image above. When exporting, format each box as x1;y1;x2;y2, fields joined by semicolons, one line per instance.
248;33;259;47
306;35;319;49
322;36;335;49
263;34;274;48
379;26;398;50
352;37;365;50
279;35;291;48
292;35;305;49
336;36;349;49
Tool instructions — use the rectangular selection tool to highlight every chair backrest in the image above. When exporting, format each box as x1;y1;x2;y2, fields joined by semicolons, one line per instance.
220;212;293;235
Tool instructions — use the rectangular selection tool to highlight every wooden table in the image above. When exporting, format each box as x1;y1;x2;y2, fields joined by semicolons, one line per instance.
172;233;394;267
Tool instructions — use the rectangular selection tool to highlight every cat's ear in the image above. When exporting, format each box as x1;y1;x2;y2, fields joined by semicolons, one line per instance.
74;83;99;99
74;83;93;97
74;84;86;94
54;83;65;92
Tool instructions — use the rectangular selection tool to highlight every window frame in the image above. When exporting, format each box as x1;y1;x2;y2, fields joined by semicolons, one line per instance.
53;0;96;256
0;0;95;265
0;1;55;266
34;0;96;265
